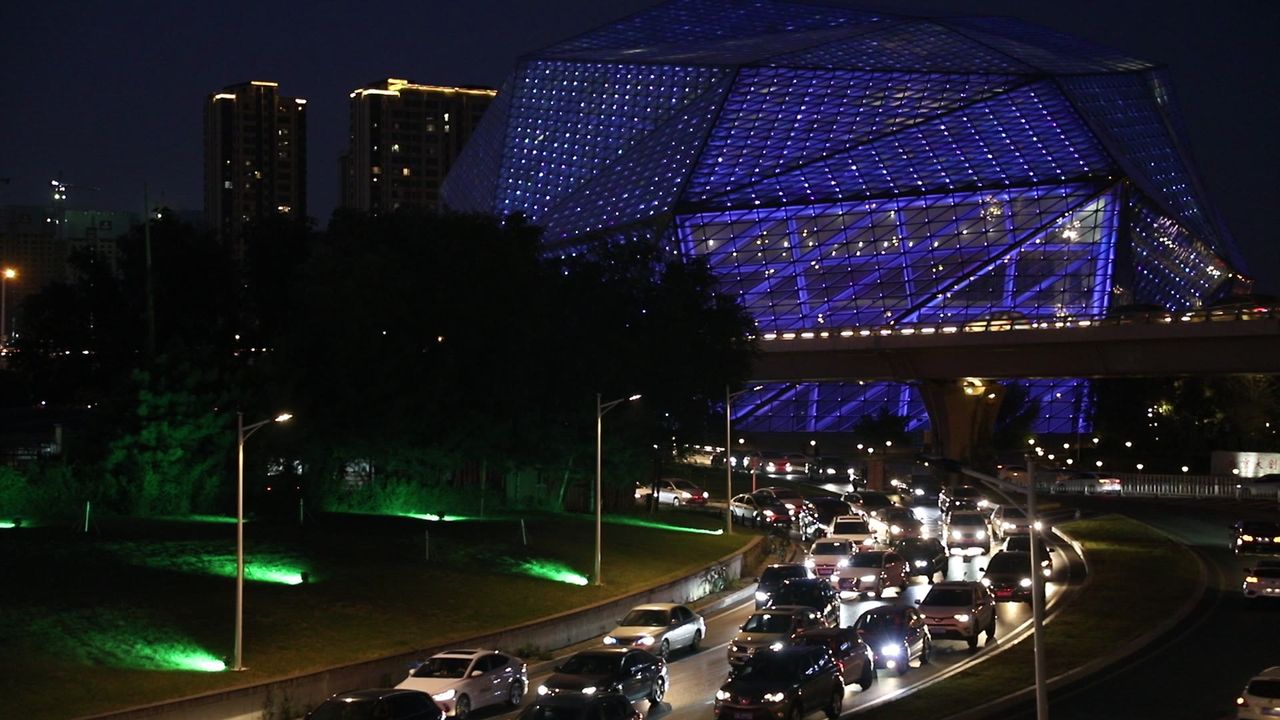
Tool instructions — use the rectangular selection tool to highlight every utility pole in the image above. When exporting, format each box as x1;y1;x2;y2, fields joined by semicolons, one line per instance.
143;184;156;358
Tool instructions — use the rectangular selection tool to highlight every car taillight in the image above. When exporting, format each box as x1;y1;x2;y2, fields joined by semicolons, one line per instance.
835;660;844;673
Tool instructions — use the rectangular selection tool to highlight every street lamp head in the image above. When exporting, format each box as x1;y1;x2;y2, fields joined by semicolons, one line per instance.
627;394;642;402
273;413;293;423
2;268;15;280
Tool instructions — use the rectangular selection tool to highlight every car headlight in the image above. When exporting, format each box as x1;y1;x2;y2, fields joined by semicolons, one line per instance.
679;491;691;499
1019;578;1032;587
890;525;902;534
826;468;835;475
914;488;924;496
763;509;776;518
860;574;877;583
1033;521;1043;530
755;591;769;601
636;636;656;646
602;636;618;645
976;530;986;539
1043;567;1052;577
914;560;927;567
537;685;549;696
582;687;597;696
978;500;990;507
764;692;787;703
1002;522;1013;530
952;530;963;539
1246;575;1260;583
880;644;901;656
980;577;991;586
1274;536;1280;543
1241;534;1255;542
805;558;816;567
434;689;457;702
716;690;731;701
953;613;971;622
837;558;849;568
769;641;785;651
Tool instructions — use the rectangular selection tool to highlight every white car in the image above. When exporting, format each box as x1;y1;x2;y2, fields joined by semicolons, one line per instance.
634;478;709;507
1243;561;1280;601
603;603;705;659
990;506;1040;540
1237;666;1280;719
397;649;528;719
826;515;877;547
805;537;860;582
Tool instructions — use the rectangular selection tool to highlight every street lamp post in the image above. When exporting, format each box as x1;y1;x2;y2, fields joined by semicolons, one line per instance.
234;411;292;671
725;385;763;534
1;267;17;347
595;393;641;586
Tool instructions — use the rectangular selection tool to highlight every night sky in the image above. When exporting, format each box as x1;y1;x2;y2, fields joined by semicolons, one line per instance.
3;0;1277;290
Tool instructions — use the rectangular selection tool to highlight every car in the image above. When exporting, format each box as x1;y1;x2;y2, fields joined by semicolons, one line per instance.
996;464;1027;485
744;452;800;478
851;605;932;675
1059;471;1122;494
635;478;709;507
938;485;990;514
714;645;845;720
836;549;909;599
764;578;841;626
867;506;924;542
979;551;1038;602
893;537;947;583
841;490;896;516
603;603;705;659
1242;561;1280;601
824;515;876;547
728;606;827;666
804;537;860;582
1232;520;1280;555
755;563;816;609
795;626;876;690
990;506;1040;540
916;581;997;650
307;688;442;720
537;648;667;706
731;493;791;528
1002;534;1055;575
806;496;855;529
1238;474;1280;499
516;693;641;720
396;650;528;718
807;456;860;484
1236;666;1280;719
902;474;941;503
754;487;809;518
943;510;992;556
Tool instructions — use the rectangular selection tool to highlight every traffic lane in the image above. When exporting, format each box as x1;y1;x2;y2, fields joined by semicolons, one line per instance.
1005;498;1280;720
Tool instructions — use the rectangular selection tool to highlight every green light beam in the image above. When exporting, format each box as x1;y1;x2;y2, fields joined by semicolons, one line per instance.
512;558;589;585
604;515;725;535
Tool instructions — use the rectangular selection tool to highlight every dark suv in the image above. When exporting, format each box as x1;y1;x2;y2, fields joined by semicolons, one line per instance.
939;485;989;514
765;578;841;626
307;689;441;720
714;646;845;720
517;693;640;720
538;648;667;706
795;626;876;690
755;564;815;609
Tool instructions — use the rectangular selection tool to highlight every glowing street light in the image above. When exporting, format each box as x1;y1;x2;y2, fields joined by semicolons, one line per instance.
234;411;292;671
1;267;17;347
725;386;763;535
595;393;640;586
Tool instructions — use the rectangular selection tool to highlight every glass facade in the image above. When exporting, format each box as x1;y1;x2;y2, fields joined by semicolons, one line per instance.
442;0;1244;436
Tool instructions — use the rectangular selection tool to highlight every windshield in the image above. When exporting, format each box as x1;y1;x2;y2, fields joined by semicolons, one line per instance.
743;613;795;633
309;699;377;720
620;609;668;627
761;566;809;584
558;653;622;675
922;588;971;606
850;553;885;568
987;553;1031;573
1004;537;1045;553
412;657;470;678
737;653;799;682
811;540;854;556
832;521;870;535
950;515;987;528
1248;680;1280;698
673;480;698;490
854;612;904;634
522;706;588;720
773;586;824;606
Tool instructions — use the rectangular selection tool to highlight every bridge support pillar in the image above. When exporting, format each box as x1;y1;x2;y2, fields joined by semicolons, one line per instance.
917;378;1005;469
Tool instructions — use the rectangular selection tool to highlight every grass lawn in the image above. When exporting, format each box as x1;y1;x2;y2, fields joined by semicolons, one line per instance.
1;509;755;719
860;514;1201;719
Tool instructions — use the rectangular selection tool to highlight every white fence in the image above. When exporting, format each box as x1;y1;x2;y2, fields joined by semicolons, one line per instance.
1043;472;1280;502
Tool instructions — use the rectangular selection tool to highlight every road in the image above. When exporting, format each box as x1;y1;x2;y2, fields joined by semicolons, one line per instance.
472;503;1082;720
1002;496;1280;720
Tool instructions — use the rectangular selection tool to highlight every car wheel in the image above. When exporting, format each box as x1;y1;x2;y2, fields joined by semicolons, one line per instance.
672;497;681;508
455;695;471;720
659;638;670;660
825;686;843;719
691;629;703;652
967;633;979;650
507;680;525;707
790;701;804;720
986;618;997;640
858;658;875;689
648;676;666;705
920;638;932;665
898;576;908;592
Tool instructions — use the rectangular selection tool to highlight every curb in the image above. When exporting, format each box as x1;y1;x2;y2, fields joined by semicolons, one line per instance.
937;516;1209;720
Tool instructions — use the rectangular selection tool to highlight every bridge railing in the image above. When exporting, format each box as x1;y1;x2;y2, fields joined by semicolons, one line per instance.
1042;473;1280;502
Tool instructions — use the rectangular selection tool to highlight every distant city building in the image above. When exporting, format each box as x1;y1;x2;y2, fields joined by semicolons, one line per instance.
204;81;307;259
341;78;495;214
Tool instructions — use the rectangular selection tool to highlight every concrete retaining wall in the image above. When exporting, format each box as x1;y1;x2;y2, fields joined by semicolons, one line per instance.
84;537;764;720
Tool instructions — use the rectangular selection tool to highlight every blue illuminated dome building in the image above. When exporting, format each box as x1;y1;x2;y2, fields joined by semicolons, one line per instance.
443;0;1247;436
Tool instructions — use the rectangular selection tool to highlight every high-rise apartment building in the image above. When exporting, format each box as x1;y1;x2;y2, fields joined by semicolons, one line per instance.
204;81;307;259
341;79;495;214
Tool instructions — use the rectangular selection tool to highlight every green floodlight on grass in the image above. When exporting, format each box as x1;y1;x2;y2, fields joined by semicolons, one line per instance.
604;515;725;535
0;519;17;529
398;512;475;522
78;630;226;672
514;558;589;586
126;550;308;586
